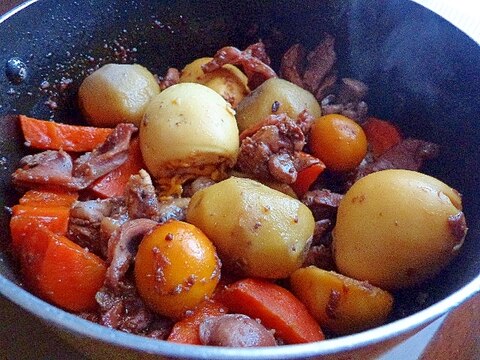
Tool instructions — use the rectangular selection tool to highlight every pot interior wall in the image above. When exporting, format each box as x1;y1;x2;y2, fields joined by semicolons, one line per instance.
1;0;479;326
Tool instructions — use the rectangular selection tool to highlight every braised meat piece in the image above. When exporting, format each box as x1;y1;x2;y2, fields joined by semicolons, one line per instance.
280;34;337;100
279;43;305;88
182;176;216;197
303;34;337;100
125;170;160;221
199;314;277;347
12;149;74;190
158;197;191;223
95;280;172;336
158;67;180;90
448;212;468;247
237;112;321;183
321;78;369;124
303;244;335;270
302;189;344;221
105;219;158;290
73;123;137;187
356;138;440;179
68;197;128;257
12;123;137;191
202;41;277;90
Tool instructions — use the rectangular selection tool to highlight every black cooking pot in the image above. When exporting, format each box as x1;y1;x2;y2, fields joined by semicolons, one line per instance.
1;0;479;359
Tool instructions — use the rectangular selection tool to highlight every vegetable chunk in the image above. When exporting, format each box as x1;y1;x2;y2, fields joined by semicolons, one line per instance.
187;177;314;279
290;266;394;334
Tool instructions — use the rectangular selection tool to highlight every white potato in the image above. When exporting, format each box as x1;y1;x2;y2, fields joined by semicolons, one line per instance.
333;169;466;289
235;78;322;132
187;177;315;279
79;63;160;127
140;83;239;185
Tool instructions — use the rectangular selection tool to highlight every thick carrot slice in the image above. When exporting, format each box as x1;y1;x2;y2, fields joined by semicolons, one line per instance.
39;230;107;311
167;299;228;344
18;189;78;207
10;206;71;252
220;278;324;344
89;137;144;198
362;117;403;158
18;226;106;312
10;190;78;255
291;162;326;197
19;115;113;152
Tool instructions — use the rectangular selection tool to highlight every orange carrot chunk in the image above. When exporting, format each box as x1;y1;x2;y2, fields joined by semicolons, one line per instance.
10;206;71;248
167;299;228;344
10;189;78;255
18;189;78;207
362;117;403;158
19;115;113;152
19;226;106;312
291;162;326;198
220;278;324;344
89;137;144;198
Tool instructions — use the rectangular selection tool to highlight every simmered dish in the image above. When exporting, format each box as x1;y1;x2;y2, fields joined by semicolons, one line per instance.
8;36;468;346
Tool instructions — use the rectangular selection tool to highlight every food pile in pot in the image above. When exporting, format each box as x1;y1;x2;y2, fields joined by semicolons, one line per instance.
8;35;468;347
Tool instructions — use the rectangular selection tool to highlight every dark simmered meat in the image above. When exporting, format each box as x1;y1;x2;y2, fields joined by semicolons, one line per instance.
95;280;172;336
125;170;160;221
105;218;158;291
280;34;337;101
356;138;440;179
158;197;190;224
73;123;137;186
199;314;277;347
302;189;343;222
158;67;180;90
12;149;74;190
237;111;321;183
182;176;216;197
68;197;128;257
321;78;369;124
202;41;277;90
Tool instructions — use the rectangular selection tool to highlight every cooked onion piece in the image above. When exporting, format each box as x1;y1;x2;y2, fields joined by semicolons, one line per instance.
333;169;467;289
79;63;160;127
180;57;250;107
140;83;239;189
235;78;321;132
187;177;315;279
